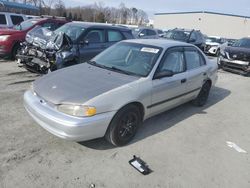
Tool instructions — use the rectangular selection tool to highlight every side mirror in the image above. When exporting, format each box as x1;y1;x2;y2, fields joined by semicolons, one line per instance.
154;70;174;79
188;38;196;43
79;40;89;45
139;33;145;38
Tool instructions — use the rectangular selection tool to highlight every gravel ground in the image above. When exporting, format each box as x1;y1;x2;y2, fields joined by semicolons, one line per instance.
0;60;249;188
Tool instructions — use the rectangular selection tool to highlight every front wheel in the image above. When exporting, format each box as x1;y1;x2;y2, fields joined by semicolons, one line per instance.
105;105;142;146
192;81;211;107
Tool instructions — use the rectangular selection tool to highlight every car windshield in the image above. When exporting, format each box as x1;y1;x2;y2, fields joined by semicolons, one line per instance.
206;37;223;44
164;30;190;41
89;42;162;77
232;38;250;48
53;24;85;41
14;20;38;30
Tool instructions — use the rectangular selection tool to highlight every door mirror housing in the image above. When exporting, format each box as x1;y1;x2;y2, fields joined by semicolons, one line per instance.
154;70;174;79
139;33;145;38
79;40;89;45
188;38;196;43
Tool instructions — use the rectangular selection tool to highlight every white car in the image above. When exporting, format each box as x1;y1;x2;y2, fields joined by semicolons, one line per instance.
204;36;226;56
0;12;27;28
24;39;218;146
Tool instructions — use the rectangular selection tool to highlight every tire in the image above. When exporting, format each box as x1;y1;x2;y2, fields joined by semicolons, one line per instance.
11;43;21;60
105;105;142;146
192;81;211;107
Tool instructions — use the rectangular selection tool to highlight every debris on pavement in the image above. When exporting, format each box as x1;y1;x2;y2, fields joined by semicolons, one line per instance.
129;155;152;175
226;141;247;153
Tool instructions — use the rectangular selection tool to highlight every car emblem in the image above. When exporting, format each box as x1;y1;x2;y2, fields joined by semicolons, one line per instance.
52;85;57;89
233;54;237;58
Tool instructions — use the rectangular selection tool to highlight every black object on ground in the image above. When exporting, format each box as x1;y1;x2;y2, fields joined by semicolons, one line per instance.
129;155;152;175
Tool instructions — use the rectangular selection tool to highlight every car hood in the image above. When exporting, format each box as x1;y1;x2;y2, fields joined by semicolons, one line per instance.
33;63;139;105
0;28;21;35
225;46;250;61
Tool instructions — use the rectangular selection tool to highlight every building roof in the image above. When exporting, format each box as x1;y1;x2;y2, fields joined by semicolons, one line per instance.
0;0;39;11
155;11;250;19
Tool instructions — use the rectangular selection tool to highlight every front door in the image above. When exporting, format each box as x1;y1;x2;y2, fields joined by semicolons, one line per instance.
78;29;107;63
150;47;188;115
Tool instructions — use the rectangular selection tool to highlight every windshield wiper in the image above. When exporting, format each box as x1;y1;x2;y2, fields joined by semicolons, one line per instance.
87;60;110;69
110;66;136;76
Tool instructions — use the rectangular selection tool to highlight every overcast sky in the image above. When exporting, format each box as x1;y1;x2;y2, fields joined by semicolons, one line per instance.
64;0;250;18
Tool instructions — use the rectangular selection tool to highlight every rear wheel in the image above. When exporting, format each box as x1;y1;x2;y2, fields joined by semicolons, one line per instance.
192;81;211;107
105;105;142;146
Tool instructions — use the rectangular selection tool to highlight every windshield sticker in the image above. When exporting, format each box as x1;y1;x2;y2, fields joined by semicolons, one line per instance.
141;47;159;54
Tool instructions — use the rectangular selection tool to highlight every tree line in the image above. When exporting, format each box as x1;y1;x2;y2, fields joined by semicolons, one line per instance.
9;0;149;25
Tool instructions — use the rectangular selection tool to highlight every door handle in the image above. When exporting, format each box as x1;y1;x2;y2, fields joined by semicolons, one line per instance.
181;78;187;83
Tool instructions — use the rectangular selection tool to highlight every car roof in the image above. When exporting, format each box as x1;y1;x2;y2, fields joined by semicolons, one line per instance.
123;39;194;49
67;21;131;31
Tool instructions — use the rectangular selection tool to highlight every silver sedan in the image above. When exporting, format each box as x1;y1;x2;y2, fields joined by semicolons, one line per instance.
24;39;218;146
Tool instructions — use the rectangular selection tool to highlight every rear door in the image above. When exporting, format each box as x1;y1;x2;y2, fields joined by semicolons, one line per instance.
184;47;208;99
150;47;188;115
78;28;107;63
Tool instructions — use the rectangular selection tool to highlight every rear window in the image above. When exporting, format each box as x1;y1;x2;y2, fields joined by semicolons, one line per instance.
0;14;7;25
10;15;24;25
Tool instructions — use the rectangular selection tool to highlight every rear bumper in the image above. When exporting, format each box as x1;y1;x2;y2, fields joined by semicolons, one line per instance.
24;90;116;141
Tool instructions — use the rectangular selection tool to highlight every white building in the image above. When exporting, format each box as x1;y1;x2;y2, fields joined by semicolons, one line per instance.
154;11;250;39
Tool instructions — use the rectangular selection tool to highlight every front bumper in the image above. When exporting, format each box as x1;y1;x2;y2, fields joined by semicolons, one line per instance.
24;90;116;141
219;56;250;75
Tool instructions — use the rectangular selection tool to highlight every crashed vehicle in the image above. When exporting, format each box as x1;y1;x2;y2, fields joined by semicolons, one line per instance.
17;22;134;74
204;36;226;56
218;37;250;76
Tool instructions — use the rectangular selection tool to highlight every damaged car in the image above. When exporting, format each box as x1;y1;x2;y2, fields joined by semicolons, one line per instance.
218;37;250;76
17;22;134;74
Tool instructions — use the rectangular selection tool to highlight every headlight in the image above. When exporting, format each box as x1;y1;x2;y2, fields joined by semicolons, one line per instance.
0;35;10;41
57;104;96;117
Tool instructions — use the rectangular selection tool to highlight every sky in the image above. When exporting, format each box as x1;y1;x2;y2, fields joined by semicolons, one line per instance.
64;0;250;19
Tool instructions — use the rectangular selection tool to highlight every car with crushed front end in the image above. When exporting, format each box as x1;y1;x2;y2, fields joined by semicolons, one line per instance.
17;22;134;74
218;37;250;76
24;39;218;146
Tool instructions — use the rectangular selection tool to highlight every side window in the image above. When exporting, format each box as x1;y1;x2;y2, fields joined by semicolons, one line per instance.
158;51;185;74
10;15;24;25
190;32;197;41
0;14;7;24
184;50;202;70
140;29;147;36
147;29;157;36
85;29;105;43
108;30;123;42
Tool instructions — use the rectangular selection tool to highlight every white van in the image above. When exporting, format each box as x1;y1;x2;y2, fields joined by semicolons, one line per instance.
0;12;27;28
